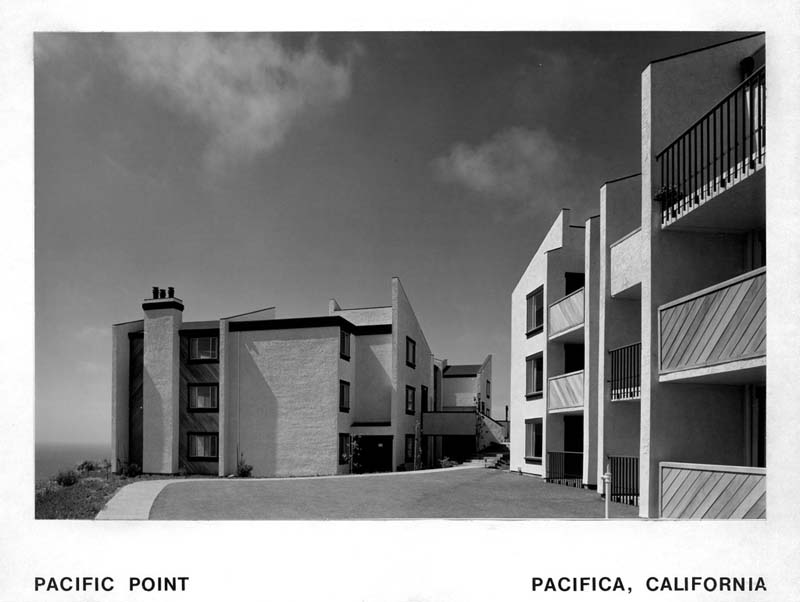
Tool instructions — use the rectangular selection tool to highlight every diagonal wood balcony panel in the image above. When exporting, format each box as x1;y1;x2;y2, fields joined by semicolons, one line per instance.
548;287;584;339
659;268;765;375
660;462;765;519
548;370;583;412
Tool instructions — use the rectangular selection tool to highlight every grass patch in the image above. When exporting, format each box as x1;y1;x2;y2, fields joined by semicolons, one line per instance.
35;471;180;520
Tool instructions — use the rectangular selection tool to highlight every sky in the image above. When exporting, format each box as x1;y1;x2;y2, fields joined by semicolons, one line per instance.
35;31;748;446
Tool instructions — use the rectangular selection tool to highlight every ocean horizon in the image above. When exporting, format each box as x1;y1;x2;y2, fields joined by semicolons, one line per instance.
35;442;112;480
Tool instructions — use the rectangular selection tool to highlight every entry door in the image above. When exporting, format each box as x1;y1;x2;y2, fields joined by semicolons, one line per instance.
356;436;393;473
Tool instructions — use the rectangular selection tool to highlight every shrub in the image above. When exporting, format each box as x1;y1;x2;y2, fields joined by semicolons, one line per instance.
237;453;253;478
76;460;97;473
55;470;79;487
120;463;141;478
438;457;458;469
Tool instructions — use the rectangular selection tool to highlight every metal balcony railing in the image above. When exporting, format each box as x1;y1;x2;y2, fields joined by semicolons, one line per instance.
607;455;639;507
546;451;583;488
655;66;765;224
609;342;641;400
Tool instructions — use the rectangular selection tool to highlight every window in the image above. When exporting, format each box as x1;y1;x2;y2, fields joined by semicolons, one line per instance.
405;434;415;463
420;385;429;412
189;336;218;361
486;380;491;399
406;337;416;368
188;384;218;411
339;380;350;412
340;330;351;360
526;354;543;398
338;433;351;465
405;385;416;415
525;419;542;462
188;433;218;460
526;288;544;335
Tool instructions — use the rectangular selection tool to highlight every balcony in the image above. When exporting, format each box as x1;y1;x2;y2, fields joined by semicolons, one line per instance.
655;66;765;230
609;228;642;298
659;268;765;383
548;287;584;341
659;462;765;519
609;342;641;401
548;370;583;413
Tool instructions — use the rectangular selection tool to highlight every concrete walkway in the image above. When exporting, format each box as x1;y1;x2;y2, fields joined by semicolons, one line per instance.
94;465;477;520
95;479;178;520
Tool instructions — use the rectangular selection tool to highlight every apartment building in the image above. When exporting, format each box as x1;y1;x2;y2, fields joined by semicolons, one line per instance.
637;33;766;518
111;277;483;477
512;34;766;519
422;355;505;466
510;209;599;489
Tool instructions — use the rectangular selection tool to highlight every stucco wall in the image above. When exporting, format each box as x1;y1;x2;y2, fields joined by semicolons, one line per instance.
610;229;642;296
442;376;476;409
510;210;571;476
226;327;340;477
640;35;764;517
142;307;182;474
423;411;475;436
583;217;600;486
598;177;643;489
392;278;433;470
353;333;392;423
111;320;143;472
332;306;392;326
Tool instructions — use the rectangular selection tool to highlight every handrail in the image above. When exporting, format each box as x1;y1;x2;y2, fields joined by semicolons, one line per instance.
656;66;765;159
658;267;765;313
548;286;584;310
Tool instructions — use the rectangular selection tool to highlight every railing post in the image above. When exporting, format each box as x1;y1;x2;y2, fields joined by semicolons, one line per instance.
603;463;612;519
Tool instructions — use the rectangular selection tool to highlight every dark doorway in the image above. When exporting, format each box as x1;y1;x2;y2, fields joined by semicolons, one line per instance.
353;436;393;473
563;415;583;479
563;343;584;373
565;272;585;295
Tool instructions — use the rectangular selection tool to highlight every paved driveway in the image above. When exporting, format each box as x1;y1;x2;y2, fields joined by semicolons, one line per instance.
148;468;639;519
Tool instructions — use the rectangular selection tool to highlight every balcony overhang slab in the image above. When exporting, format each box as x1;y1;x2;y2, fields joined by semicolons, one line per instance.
659;355;765;385
662;167;765;232
548;323;584;343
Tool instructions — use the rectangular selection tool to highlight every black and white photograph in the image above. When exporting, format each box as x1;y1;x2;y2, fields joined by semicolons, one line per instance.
3;2;800;600
34;30;766;520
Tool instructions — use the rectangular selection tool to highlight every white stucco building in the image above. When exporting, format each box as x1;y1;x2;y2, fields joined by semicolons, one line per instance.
513;33;767;519
510;209;599;488
112;278;497;477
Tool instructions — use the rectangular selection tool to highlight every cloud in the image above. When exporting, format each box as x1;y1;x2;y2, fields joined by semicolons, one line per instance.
112;33;359;169
433;127;570;201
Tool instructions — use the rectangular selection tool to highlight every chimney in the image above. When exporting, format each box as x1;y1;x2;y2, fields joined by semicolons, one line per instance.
168;286;175;298
141;286;183;474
